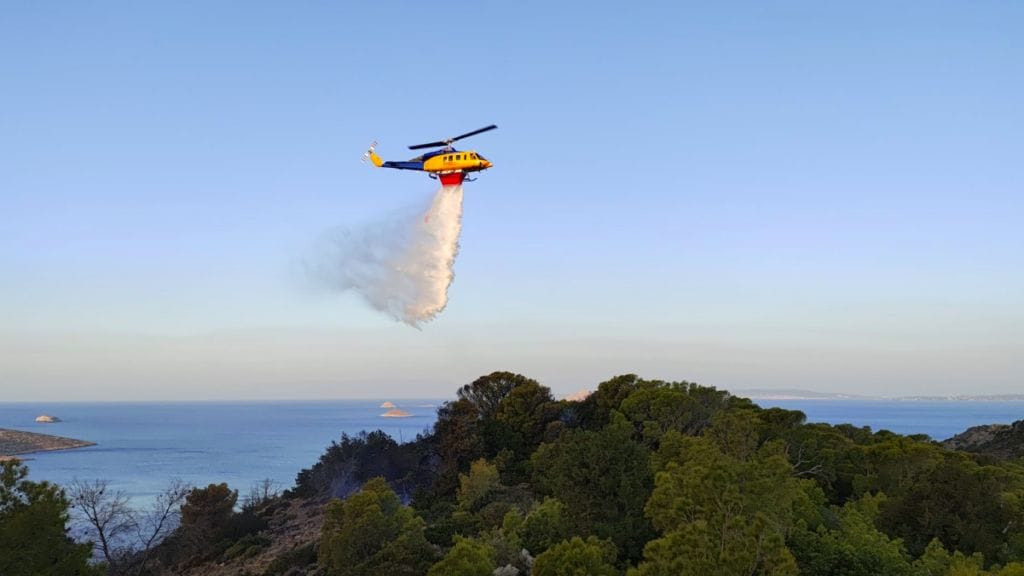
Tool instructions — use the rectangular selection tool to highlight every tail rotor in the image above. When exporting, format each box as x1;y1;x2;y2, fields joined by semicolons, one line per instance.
361;141;378;163
362;141;383;167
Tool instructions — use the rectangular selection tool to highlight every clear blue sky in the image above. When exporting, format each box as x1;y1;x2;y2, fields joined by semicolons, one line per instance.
2;2;1021;400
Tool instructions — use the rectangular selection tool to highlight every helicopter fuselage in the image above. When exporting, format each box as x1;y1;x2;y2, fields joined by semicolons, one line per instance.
370;148;493;186
364;125;497;187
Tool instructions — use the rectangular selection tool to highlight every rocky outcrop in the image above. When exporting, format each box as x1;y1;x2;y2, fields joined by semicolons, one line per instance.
943;420;1024;459
381;408;412;418
144;496;324;576
35;414;62;423
0;428;95;457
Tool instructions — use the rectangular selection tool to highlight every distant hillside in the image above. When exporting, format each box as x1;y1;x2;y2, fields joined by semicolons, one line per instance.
734;388;872;400
0;428;95;457
898;394;1024;402
736;389;1024;402
943;420;1024;459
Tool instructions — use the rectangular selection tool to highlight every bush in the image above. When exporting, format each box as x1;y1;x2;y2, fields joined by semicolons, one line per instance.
263;542;317;576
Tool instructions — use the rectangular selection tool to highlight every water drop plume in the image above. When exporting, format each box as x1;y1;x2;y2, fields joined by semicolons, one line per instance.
308;185;464;327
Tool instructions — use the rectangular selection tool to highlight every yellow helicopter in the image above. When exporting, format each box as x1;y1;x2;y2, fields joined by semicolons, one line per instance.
363;125;496;186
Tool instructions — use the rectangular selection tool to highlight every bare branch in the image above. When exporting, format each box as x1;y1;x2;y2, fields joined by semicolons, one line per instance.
132;478;191;576
68;479;136;565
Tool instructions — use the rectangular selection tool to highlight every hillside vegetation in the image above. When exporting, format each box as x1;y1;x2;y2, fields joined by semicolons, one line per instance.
7;372;1024;576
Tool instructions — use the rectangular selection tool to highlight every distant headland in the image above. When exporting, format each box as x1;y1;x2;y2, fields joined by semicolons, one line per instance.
0;428;95;459
735;388;1024;402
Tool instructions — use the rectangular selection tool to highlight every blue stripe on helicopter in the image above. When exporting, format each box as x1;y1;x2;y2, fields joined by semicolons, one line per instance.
382;161;425;170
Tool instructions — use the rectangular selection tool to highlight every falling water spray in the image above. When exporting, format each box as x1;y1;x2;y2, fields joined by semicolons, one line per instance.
308;185;465;327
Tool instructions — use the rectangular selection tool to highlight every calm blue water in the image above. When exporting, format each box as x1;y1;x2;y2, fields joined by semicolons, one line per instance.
756;399;1024;440
0;400;438;502
3;399;1023;502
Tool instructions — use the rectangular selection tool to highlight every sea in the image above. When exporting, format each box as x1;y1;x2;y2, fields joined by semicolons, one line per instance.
2;399;1024;504
0;400;438;503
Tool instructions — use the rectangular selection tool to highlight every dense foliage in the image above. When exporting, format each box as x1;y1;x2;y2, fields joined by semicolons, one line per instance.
319;476;436;575
311;372;1024;576
13;371;1024;576
0;460;101;576
292;429;436;501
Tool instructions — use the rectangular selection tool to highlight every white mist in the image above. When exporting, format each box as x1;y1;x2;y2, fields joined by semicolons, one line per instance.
309;185;464;327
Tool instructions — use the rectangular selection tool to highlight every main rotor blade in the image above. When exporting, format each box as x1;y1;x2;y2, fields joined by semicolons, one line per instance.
408;140;448;150
450;124;497;142
407;125;497;150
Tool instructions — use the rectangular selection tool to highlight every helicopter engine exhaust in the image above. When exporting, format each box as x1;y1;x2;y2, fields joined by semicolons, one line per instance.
307;184;464;327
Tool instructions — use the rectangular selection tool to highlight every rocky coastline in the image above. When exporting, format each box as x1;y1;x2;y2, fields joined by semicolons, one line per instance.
942;419;1024;459
0;427;96;459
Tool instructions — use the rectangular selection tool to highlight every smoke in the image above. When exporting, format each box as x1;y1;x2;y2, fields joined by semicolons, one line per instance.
308;185;464;327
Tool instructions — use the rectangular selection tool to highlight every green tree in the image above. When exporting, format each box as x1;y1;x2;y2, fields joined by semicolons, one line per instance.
705;408;764;461
451;459;501;535
913;538;954;576
944;551;987;575
879;454;1023;563
319;477;436;576
457;459;502;512
294;429;427;500
789;494;913;576
907;539;1002;576
532;413;653;561
634;437;815;576
451;372;561;485
854;435;945;499
175;483;242;559
0;461;101;576
427;537;494;576
631;525;796;576
180;483;236;532
619;380;738;445
576;374;647;430
434;398;486;494
532;536;618;576
776;422;862;504
519;498;573;557
492;380;559;467
458;372;539;420
451;458;533;536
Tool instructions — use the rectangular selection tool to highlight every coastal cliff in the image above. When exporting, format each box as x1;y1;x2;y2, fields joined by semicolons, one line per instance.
0;428;95;458
943;419;1024;459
